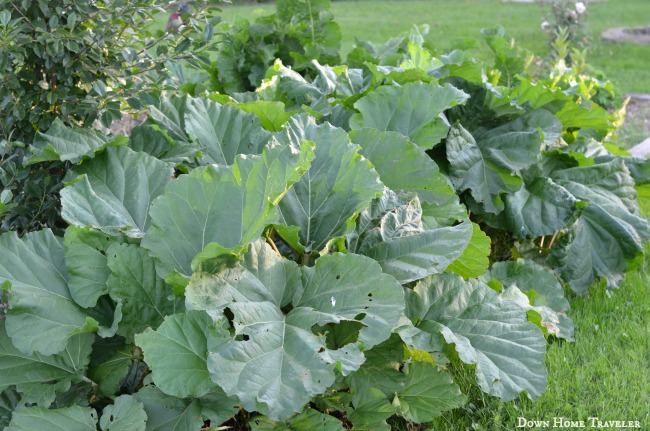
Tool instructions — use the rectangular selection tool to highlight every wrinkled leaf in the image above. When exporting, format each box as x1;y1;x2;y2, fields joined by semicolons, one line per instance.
107;243;183;341
185;97;272;165
142;141;314;283
26;118;110;165
136;311;221;398
134;386;203;431
275;121;383;252
350;128;455;204
0;230;97;355
64;227;123;308
350;82;469;149
188;243;404;420
6;406;97;431
392;362;466;423
410;274;547;401
61;146;173;238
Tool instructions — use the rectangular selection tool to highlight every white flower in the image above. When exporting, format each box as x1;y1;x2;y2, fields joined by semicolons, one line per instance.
541;20;550;30
575;2;586;14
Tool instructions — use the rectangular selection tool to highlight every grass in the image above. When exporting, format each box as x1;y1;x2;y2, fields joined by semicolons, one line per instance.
217;2;650;429
220;0;650;97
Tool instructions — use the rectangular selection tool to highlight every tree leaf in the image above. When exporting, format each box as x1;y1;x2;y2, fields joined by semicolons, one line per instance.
392;362;466;423
61;146;173;238
0;230;97;355
350;128;455;204
134;386;204;431
350;82;469;149
188;243;404;420
106;243;184;341
26;118;110;165
136;311;221;398
410;274;547;401
64;227;123;308
184;97;272;165
99;395;146;431
5;406;97;431
142;141;314;283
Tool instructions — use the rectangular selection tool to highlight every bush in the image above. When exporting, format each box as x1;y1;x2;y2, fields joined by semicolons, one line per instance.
0;0;222;234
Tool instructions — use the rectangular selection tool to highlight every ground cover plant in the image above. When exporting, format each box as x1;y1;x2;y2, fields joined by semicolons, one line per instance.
1;0;649;430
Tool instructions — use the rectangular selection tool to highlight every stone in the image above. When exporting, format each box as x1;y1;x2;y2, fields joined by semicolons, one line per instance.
601;27;650;45
628;137;650;159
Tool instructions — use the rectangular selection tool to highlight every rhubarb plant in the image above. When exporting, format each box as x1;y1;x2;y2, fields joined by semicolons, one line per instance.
0;23;647;431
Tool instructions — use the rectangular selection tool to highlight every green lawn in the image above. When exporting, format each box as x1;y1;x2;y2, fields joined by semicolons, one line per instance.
221;0;650;97
217;2;650;429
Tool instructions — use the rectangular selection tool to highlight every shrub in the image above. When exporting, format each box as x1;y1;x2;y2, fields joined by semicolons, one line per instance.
0;0;222;234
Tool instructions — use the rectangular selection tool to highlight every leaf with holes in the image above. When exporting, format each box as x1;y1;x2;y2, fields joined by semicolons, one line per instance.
186;241;404;420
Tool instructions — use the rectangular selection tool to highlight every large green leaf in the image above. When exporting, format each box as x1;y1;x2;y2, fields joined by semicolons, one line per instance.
147;96;189;142
550;160;650;292
237;100;294;132
134;386;204;431
0;388;20;429
250;408;345;431
106;243;183;341
64;227;123;308
350;128;455;204
99;395;147;431
275;121;383;252
346;334;406;397
488;260;574;340
136;311;222;398
410;274;547;401
345;388;394;430
184;97;272;165
0;322;94;389
129;125;198;166
142;141;314;283
447;222;491;279
350;82;469;149
88;337;134;398
350;190;472;284
187;243;404;420
0;230;97;355
26;118;110;165
61;146;173;238
392;362;466;423
484;177;578;238
5;406;97;431
447;111;559;214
